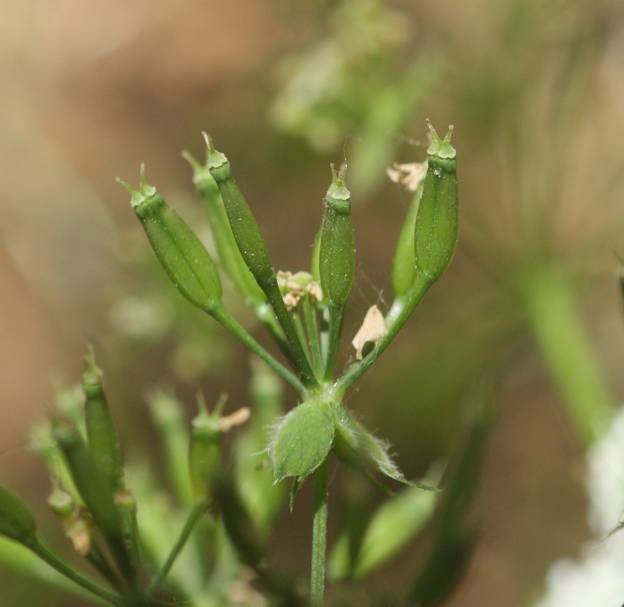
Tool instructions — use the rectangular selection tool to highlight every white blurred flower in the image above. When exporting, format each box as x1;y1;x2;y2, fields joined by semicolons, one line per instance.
536;407;624;607
587;408;624;536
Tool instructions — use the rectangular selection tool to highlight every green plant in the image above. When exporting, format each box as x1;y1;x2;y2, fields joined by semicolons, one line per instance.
0;121;471;606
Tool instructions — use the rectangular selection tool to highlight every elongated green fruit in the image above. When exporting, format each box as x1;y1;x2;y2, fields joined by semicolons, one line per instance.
82;347;124;491
0;486;37;547
188;400;222;501
52;418;130;574
204;138;275;289
120;166;222;312
318;164;354;377
392;181;424;297
204;135;314;384
414;122;458;282
319;164;354;308
183;150;266;306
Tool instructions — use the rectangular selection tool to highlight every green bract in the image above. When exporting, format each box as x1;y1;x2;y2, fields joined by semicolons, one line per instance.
329;484;437;580
319;164;354;308
414;121;458;282
0;486;37;546
334;408;408;485
121;166;222;312
82;347;124;491
270;400;335;482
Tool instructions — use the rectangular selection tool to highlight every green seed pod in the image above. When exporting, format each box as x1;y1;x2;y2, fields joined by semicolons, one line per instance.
203;134;315;384
114;489;140;569
0;486;37;547
148;389;193;507
188;397;224;502
392;181;424;297
120;166;222;312
82;347;124;491
204;135;275;289
52;418;124;548
414;121;458;282
234;360;284;536
319;164;355;308
183;150;266;306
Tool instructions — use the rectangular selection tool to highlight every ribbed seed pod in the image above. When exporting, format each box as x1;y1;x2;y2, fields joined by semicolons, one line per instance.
121;166;222;312
392;181;424;297
52;418;127;567
204;135;314;384
183;150;266;306
82;347;123;491
0;486;37;547
414;122;458;283
319;164;354;308
204;137;274;288
188;401;221;502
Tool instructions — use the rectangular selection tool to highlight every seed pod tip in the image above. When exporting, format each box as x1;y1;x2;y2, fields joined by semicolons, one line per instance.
326;162;350;202
82;344;103;393
181;148;201;171
426;119;456;159
202;131;228;170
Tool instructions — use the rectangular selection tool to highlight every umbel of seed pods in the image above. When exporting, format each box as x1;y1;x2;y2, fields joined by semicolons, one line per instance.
0;121;457;604
122;120;457;489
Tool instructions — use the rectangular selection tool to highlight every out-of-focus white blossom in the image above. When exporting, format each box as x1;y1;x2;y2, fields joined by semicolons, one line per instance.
536;407;624;607
587;408;624;536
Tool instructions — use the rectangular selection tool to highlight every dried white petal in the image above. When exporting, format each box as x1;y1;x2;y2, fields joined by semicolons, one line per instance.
352;305;388;360
218;407;251;432
283;292;301;310
307;281;323;302
67;518;91;556
386;161;428;192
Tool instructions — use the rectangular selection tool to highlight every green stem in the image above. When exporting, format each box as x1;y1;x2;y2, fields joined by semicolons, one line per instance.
334;273;432;399
522;267;614;444
303;295;323;377
211;305;306;394
293;312;313;369
264;280;317;386
310;462;328;606
145;501;209;598
88;543;124;591
324;305;344;380
255;303;297;367
29;539;121;605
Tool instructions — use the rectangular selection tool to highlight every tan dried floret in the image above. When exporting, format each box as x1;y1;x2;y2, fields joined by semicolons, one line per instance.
352;305;388;360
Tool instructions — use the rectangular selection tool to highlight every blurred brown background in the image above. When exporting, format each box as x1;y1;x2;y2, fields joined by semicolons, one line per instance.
1;0;623;605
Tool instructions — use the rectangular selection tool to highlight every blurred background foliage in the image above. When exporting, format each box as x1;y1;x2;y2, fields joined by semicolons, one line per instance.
0;0;623;605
